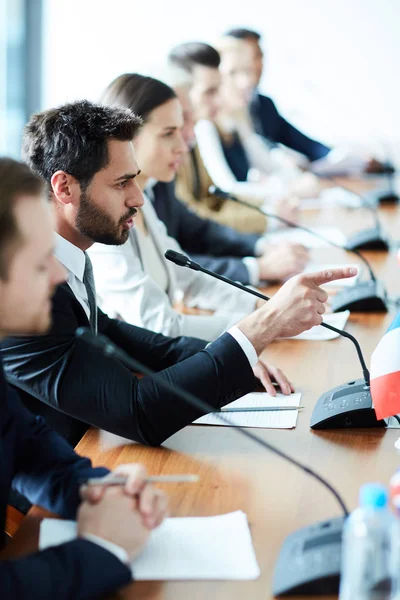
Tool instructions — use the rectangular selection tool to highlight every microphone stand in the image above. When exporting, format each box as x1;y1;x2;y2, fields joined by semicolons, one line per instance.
76;326;349;596
326;176;390;251
208;186;388;314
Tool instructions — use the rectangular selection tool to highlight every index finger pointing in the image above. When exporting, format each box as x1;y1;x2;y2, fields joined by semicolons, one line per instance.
304;267;358;287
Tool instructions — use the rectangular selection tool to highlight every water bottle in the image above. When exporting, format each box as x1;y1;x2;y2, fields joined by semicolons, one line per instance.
339;483;394;600
389;471;400;600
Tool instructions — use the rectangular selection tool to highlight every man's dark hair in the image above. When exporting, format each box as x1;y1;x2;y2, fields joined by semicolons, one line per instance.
101;73;176;123
224;28;261;42
22;100;142;192
168;42;220;74
0;157;44;279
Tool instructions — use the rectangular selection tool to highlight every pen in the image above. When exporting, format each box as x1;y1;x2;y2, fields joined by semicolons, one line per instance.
86;474;199;486
220;405;303;413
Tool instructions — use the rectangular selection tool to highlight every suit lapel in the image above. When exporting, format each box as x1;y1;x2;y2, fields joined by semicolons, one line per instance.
57;282;92;327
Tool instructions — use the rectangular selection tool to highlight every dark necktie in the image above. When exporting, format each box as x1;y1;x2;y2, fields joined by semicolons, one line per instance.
190;148;202;201
83;252;98;333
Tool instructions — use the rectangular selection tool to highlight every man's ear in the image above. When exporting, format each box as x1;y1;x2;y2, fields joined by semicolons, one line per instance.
51;171;81;205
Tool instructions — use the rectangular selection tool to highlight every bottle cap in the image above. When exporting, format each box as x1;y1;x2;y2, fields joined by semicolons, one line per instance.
360;483;388;509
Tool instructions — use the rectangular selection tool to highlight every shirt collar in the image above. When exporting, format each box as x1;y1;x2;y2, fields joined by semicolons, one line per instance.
144;178;158;202
54;233;86;283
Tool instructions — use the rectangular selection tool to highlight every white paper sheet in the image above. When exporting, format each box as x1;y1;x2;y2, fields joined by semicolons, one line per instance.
309;150;367;176
194;392;301;429
301;187;363;210
288;311;350;341
304;264;361;287
40;511;260;580
264;227;346;248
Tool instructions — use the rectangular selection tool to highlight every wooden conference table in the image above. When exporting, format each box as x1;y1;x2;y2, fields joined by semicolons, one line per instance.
3;179;400;600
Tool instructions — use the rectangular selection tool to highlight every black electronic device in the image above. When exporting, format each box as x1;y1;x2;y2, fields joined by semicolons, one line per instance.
327;178;390;251
345;226;389;251
208;185;389;313
330;279;387;313
76;327;349;596
272;517;345;596
310;378;386;430
368;168;399;205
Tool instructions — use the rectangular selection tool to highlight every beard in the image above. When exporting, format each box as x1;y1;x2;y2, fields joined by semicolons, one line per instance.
76;189;136;246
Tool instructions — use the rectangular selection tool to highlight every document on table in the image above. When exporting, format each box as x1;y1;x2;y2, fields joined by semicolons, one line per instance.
264;227;346;248
40;510;260;580
193;392;302;429
304;263;361;287
301;187;363;210
288;311;350;341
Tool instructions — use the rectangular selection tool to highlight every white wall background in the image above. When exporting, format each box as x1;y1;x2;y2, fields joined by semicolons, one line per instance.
43;0;400;159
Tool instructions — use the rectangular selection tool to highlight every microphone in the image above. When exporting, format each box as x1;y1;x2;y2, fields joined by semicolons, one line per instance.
365;150;399;204
208;185;388;314
76;326;348;595
377;169;400;204
326;177;390;251
165;248;386;432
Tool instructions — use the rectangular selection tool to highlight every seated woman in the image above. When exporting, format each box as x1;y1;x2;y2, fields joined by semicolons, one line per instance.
89;73;307;342
194;38;319;205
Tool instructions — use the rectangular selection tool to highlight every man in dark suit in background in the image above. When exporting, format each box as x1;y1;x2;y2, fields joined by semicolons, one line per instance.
223;28;387;172
0;157;167;599
1;100;354;448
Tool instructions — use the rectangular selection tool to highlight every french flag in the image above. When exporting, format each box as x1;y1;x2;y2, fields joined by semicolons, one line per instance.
370;312;400;419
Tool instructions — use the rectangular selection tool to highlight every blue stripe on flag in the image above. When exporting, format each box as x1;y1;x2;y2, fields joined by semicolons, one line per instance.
387;311;400;333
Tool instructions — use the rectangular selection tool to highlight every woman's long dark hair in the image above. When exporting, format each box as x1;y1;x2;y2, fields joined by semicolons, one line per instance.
101;73;177;123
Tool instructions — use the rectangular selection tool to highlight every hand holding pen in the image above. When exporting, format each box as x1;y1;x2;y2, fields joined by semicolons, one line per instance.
80;464;170;530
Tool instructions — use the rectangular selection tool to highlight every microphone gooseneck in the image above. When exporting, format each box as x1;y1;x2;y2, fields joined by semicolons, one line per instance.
328;176;383;235
75;326;349;516
208;185;377;283
165;249;370;387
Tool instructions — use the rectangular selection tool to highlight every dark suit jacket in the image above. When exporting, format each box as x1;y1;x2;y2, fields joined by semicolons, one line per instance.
250;93;331;162
152;181;260;284
0;283;256;447
0;361;131;600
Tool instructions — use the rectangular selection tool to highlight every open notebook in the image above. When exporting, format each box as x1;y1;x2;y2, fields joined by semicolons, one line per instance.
40;510;260;580
194;392;302;429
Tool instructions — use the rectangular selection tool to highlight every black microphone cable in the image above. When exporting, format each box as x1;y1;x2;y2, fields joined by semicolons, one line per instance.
75;326;349;517
208;185;377;282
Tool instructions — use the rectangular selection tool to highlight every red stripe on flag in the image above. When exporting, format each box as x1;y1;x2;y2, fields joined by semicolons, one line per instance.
371;370;400;419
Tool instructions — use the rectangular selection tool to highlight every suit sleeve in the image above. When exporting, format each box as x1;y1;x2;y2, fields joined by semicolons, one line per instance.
0;539;131;600
259;96;331;162
189;253;251;284
7;385;108;519
0;292;257;445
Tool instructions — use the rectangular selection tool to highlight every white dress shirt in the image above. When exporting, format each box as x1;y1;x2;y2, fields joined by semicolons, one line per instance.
88;193;258;343
195;119;300;203
54;233;91;320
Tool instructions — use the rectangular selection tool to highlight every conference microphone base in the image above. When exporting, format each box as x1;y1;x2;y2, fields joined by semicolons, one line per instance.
345;226;390;251
310;378;386;430
378;192;400;204
367;189;399;205
330;280;388;313
273;516;344;596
